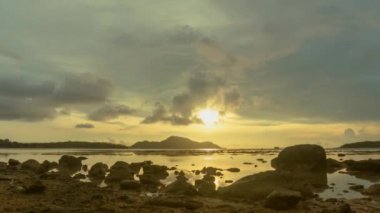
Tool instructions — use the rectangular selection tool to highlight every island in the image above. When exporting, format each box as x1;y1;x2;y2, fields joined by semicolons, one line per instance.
0;138;127;149
130;136;222;149
341;141;380;148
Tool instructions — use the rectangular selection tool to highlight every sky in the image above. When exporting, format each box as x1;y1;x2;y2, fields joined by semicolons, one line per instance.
1;0;380;148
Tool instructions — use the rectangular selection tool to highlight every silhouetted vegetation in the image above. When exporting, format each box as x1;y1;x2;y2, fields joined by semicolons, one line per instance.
0;138;127;149
341;141;380;148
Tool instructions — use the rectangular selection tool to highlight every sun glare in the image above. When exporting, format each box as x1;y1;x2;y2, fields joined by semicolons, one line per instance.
198;108;219;127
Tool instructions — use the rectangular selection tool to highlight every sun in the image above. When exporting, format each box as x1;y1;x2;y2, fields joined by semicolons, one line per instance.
198;108;219;127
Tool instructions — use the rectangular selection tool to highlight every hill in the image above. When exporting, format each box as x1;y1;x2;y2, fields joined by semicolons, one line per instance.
340;141;380;148
0;139;127;149
130;136;222;149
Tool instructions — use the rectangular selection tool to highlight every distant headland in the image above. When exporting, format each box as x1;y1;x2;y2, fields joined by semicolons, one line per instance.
130;136;222;149
340;141;380;148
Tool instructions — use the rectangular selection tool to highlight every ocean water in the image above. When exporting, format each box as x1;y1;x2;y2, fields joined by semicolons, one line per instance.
0;148;379;199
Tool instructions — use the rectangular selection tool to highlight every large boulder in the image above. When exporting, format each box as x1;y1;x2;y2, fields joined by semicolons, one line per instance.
58;155;83;174
271;144;326;172
271;144;328;188
165;171;197;195
88;162;108;179
106;161;134;182
264;189;302;210
0;162;7;171
218;171;313;201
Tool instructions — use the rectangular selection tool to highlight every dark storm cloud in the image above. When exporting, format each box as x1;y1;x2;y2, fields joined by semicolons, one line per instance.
0;96;57;121
53;73;113;104
0;72;115;121
75;123;94;129
0;76;55;98
88;104;135;121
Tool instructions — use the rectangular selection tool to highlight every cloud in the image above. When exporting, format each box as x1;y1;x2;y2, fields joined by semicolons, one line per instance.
53;73;113;104
0;72;115;122
75;123;94;129
143;71;241;125
0;96;57;121
88;104;135;121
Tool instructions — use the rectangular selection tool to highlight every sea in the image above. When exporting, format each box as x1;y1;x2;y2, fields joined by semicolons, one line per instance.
1;148;379;200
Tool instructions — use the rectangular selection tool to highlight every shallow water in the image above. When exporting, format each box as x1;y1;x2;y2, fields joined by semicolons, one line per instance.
1;148;379;199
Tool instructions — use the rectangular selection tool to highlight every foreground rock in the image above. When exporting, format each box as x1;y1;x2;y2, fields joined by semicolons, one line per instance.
120;180;141;190
88;162;108;179
271;144;327;188
264;189;302;210
105;161;134;183
145;197;203;210
17;176;46;193
363;184;380;196
164;171;197;195
218;171;313;200
139;164;169;186
219;144;327;200
58;155;83;174
21;159;45;174
195;174;216;196
326;158;345;173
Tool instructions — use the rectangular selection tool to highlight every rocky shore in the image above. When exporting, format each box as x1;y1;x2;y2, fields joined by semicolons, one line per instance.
1;144;380;212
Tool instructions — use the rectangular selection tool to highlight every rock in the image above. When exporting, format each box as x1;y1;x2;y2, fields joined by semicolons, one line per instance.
195;174;216;196
82;165;88;172
264;189;302;210
8;159;20;167
345;159;380;172
270;144;328;188
338;203;351;213
139;173;161;185
164;171;197;195
106;161;134;182
225;180;233;184
271;144;326;172
363;184;380;196
88;162;108;179
142;164;169;179
326;158;345;173
41;160;57;172
18;177;46;193
130;162;145;174
58;155;83;174
120;180;141;190
226;168;240;173
243;162;253;165
21;159;44;174
349;184;364;191
201;167;222;176
145;198;203;210
218;171;314;201
337;153;346;157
